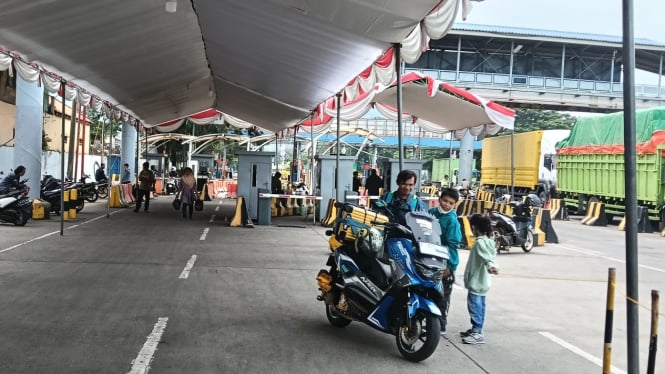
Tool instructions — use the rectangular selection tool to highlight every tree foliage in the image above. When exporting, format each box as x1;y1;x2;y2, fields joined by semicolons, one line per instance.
512;109;576;133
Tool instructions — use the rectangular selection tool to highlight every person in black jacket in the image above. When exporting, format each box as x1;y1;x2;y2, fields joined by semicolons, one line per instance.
352;171;361;193
365;169;383;196
0;165;27;194
95;163;108;183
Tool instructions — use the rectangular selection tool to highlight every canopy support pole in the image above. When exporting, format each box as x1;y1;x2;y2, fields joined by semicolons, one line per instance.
560;44;566;90
335;92;342;201
611;50;617;93
310;112;315;199
59;80;66;236
622;1;640;373
658;53;663;97
394;43;404;171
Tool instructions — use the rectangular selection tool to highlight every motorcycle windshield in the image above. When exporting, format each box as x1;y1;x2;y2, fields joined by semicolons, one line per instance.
404;212;449;261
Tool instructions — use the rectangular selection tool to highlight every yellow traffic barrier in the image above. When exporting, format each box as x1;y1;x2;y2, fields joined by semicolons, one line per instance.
618;206;653;233
476;189;494;202
458;215;476;249
230;196;254;228
581;201;608;226
456;199;474;217
69;188;77;219
109;185;124;208
322;199;337;227
32;199;49;220
62;190;70;221
532;207;546;246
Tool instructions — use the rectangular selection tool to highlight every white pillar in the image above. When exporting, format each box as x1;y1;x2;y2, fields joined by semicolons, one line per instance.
15;75;44;198
458;131;474;186
121;122;137;183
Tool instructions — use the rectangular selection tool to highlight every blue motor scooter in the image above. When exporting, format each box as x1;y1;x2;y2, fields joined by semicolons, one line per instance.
317;203;449;362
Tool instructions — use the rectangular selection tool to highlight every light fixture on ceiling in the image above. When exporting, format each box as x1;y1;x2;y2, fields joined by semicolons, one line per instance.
512;44;524;53
165;0;177;13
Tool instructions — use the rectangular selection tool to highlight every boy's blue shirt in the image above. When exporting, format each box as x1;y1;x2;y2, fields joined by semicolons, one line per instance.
428;207;461;271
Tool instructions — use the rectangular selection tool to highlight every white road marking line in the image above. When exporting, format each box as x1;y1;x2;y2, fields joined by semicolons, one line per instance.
214;206;220;212
218;200;223;205
557;244;665;273
209;214;215;223
127;317;168;374
178;255;198;279
0;230;60;253
539;332;626;374
199;227;209;241
0;211;122;254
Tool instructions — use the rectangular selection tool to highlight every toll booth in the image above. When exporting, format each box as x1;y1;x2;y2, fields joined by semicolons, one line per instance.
316;155;355;220
236;151;273;221
378;158;424;193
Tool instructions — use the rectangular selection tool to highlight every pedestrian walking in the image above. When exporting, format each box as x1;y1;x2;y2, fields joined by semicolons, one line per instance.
178;167;197;219
134;162;155;213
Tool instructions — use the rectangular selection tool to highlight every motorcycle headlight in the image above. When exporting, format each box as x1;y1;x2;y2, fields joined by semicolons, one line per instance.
414;259;445;283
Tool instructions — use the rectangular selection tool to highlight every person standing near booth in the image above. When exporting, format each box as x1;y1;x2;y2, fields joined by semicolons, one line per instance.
134;162;155;213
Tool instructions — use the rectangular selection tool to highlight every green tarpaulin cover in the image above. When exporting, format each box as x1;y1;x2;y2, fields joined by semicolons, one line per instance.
557;106;665;154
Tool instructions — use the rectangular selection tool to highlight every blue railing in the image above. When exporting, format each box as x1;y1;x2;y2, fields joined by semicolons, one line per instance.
406;68;665;98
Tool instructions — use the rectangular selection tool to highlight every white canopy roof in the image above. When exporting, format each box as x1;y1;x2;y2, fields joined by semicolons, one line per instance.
0;0;472;133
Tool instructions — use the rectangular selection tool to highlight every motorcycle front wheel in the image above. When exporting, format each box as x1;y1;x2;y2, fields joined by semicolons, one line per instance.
396;310;440;362
521;230;534;252
76;199;85;212
13;210;28;226
325;304;352;328
85;190;99;203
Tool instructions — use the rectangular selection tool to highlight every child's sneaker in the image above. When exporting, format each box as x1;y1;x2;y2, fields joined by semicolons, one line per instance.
459;329;474;338
462;332;485;345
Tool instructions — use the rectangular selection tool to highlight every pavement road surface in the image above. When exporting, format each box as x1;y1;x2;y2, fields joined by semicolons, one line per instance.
0;196;663;373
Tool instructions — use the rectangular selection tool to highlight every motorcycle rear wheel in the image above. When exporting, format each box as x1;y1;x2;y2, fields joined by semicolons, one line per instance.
396;310;440;362
490;228;505;253
521;230;534;252
97;185;108;199
325;304;352;328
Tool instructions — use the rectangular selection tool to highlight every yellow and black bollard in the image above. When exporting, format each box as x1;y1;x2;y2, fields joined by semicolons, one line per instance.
647;290;659;374
63;189;70;221
69;188;77;219
602;268;616;374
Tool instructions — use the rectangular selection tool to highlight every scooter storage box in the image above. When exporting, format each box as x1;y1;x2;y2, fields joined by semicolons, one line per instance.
334;204;389;242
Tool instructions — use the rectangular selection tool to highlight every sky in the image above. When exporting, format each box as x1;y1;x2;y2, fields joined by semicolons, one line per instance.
456;0;665;84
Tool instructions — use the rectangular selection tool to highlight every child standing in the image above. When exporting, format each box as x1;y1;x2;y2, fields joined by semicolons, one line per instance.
461;213;499;345
428;188;461;336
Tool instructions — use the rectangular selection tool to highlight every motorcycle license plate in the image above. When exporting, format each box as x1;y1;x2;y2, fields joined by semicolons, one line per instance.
419;242;448;259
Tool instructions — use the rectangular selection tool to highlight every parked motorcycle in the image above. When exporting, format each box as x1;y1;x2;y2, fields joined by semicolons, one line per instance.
77;175;99;203
95;181;109;199
489;194;542;253
165;177;178;195
0;188;32;226
40;175;85;215
317;202;448;362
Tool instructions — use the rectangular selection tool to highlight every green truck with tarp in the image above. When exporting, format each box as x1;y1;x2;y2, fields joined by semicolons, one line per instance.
556;107;665;226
